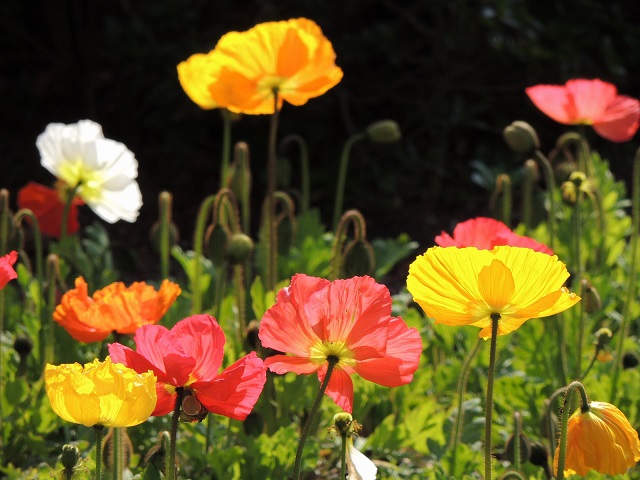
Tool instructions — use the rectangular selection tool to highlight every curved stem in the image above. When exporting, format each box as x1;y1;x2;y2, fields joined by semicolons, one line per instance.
556;381;589;480
332;133;366;231
449;337;482;475
293;358;337;480
191;195;217;314
484;314;500;480
166;387;184;480
95;425;105;480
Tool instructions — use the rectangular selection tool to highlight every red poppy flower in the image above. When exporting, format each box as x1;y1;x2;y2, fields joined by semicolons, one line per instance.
258;274;422;413
0;250;18;290
17;182;84;238
526;79;640;142
109;314;266;420
435;217;553;254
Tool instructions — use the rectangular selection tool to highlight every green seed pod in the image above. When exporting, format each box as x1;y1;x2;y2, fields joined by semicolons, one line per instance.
343;240;375;277
333;412;354;434
503;121;540;154
205;224;230;267
365;120;401;144
226;233;254;265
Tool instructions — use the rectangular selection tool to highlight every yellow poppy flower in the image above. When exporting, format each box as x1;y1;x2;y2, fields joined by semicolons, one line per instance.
406;246;580;338
554;401;640;476
177;18;343;114
45;357;157;428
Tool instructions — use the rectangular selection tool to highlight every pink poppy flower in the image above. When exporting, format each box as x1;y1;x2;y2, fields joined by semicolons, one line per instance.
0;250;18;290
435;217;553;254
17;182;84;238
258;274;422;413
526;79;640;142
109;314;266;420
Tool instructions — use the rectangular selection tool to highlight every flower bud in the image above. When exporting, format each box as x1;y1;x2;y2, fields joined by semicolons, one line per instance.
623;352;639;369
229;142;252;202
499;432;531;464
226;233;254;265
583;282;601;314
204;224;230;267
594;327;612;348
149;221;180;253
343;240;375;277
13;334;33;358
503;121;540;153
61;443;80;471
561;180;577;205
528;441;552;478
365;120;401;144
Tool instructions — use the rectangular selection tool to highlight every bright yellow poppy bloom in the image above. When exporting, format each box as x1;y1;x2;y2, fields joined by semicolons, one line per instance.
406;246;580;338
178;18;343;114
555;401;640;476
45;357;157;428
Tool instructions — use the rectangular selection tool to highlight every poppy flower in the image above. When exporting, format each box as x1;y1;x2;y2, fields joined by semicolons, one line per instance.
54;277;181;343
435;217;553;254
407;246;580;338
44;356;157;428
258;274;422;413
554;401;640;476
37;120;142;223
178;18;343;114
17;182;84;238
526;79;640;142
0;250;18;290
108;314;266;420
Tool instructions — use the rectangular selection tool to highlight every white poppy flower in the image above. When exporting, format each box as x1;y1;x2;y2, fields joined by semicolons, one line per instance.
347;439;377;480
37;120;142;223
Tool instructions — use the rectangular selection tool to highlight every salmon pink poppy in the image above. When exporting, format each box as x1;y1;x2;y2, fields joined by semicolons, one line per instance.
435;217;553;254
109;314;266;420
0;250;18;290
17;182;84;238
526;79;640;142
258;274;422;413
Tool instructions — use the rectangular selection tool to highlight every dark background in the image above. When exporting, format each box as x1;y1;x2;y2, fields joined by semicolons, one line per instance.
3;0;640;277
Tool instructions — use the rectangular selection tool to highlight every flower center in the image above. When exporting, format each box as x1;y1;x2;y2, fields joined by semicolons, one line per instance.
57;159;104;203
309;340;356;367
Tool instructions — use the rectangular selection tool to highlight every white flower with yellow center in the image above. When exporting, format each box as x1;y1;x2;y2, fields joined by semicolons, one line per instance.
37;120;142;223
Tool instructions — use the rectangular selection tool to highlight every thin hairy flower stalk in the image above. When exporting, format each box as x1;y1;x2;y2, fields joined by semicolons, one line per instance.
449;337;482;475
490;174;512;227
522;159;537;232
532;149;557;250
158;191;172;280
575;278;588;380
95;425;105;480
330;210;367;280
610;148;640;403
293;358;338;480
111;428;123;480
544;386;569;456
220;109;233;188
332;132;366;230
513;412;523;472
233;264;247;350
166;387;185;480
584;187;606;271
339;431;348;480
264;90;281;291
280;134;311;214
572;191;585;380
556;382;590;480
191;195;217;314
484;314;500;480
14;210;44;311
59;186;79;245
580;350;599;380
44;254;61;367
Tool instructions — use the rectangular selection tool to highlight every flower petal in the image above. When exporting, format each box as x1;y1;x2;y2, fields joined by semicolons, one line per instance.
171;315;225;382
593;95;640;142
264;355;321;375
319;365;354;413
0;250;18;290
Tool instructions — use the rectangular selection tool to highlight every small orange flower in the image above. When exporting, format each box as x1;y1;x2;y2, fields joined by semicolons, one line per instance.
54;277;181;342
178;18;343;114
555;401;640;476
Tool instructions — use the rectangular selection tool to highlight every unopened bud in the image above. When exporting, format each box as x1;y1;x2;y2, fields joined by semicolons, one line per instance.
366;120;401;144
205;224;230;267
13;334;33;358
149;221;180;253
226;233;254;265
528;441;551;476
554;161;577;183
61;443;80;471
343;240;375;277
583;282;601;314
229;142;252;201
623;352;639;369
502;432;531;464
503;121;540;153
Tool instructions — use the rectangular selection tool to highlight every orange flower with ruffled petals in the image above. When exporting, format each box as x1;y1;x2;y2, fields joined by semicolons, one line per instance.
178;18;343;114
54;277;181;342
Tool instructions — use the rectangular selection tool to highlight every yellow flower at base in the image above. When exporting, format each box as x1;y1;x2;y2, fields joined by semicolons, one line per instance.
178;18;343;114
407;246;580;338
554;401;640;476
45;357;157;428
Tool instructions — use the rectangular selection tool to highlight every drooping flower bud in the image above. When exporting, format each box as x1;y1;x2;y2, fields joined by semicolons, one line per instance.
226;233;254;265
365;120;401;144
503;121;540;153
583;280;602;314
343;240;375;277
204;224;230;267
623;352;639;369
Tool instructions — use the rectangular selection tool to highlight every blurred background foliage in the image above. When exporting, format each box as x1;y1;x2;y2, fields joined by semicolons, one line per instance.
2;0;640;277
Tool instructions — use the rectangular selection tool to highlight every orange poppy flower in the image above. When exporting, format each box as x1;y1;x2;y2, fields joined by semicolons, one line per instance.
555;401;640;476
17;182;84;238
54;277;181;342
178;18;343;114
526;79;640;142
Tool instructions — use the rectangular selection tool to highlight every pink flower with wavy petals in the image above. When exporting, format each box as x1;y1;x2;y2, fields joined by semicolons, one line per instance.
109;314;266;420
0;250;18;290
526;79;640;142
258;274;422;413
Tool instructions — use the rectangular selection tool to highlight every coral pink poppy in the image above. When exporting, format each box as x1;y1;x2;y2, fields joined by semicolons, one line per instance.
258;274;422;413
435;217;553;254
109;314;266;420
0;250;18;290
17;182;84;238
526;79;640;142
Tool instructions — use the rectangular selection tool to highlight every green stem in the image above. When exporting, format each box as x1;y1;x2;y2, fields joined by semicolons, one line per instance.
44;254;59;367
533;149;557;250
59;186;79;246
111;427;123;480
265;91;280;291
449;338;482;475
166;387;184;480
572;193;584;380
95;425;105;480
191;195;217;314
220;109;232;187
158;192;172;280
522;159;537;233
484;314;500;480
556;381;589;480
332;133;366;231
330;210;367;280
293;358;337;480
339;433;347;480
580;350;598;381
610;148;640;403
575;278;587;380
280;135;310;214
512;412;522;472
